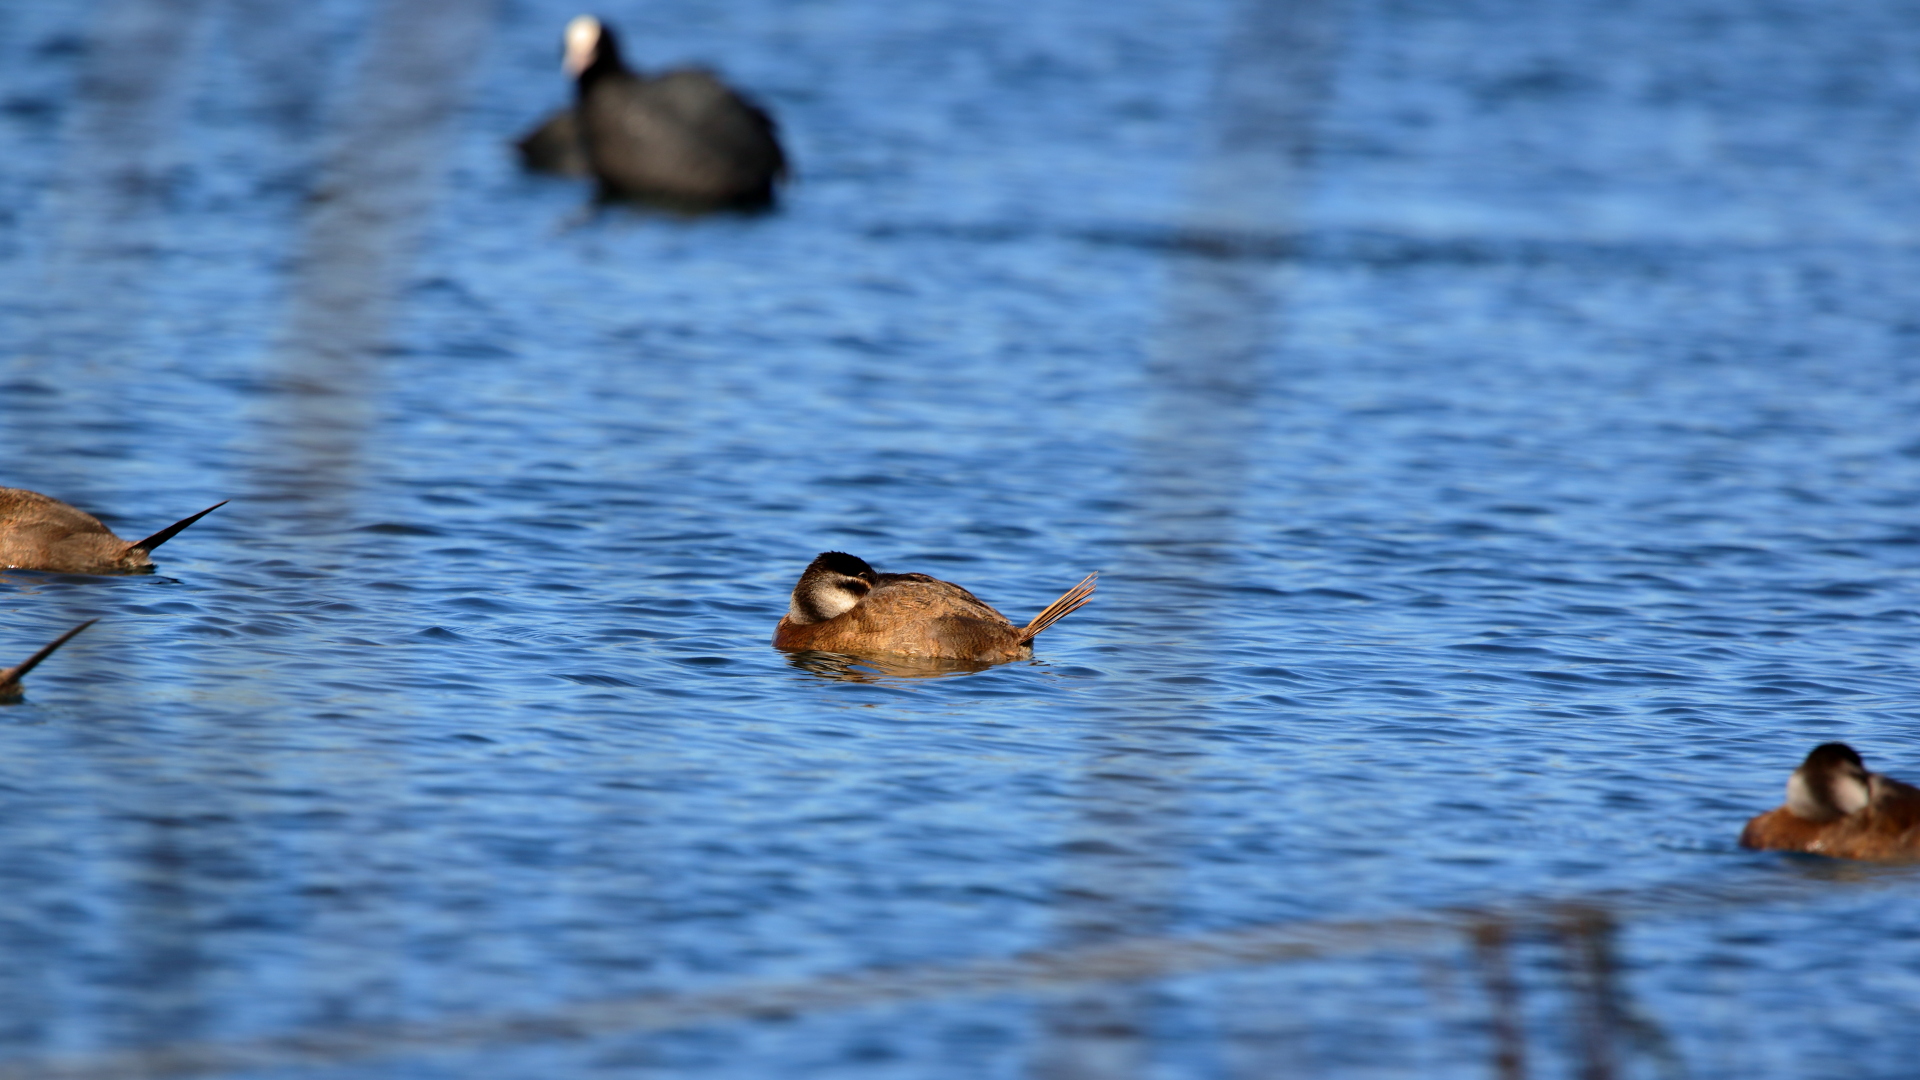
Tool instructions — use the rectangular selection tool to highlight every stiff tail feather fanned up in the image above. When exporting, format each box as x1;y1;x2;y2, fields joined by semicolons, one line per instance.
1018;572;1098;645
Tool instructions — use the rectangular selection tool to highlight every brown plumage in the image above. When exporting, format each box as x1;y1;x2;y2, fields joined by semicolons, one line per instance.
0;488;226;574
772;552;1096;663
0;620;95;702
1739;743;1920;860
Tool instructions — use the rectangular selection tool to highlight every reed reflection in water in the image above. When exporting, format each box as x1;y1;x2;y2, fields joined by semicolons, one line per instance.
246;0;494;524
1029;0;1340;1075
8;864;1890;1080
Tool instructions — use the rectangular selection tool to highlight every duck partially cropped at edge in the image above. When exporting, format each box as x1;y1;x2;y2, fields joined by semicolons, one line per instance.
547;14;787;207
774;552;1096;663
0;620;95;702
1740;743;1920;860
0;488;226;574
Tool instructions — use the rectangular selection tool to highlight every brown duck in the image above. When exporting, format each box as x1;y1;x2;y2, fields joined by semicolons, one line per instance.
1739;743;1920;860
0;488;226;574
0;620;95;702
773;552;1096;662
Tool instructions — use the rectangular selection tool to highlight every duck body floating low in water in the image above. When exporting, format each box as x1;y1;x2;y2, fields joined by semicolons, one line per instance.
1740;742;1920;860
0;488;226;574
774;552;1096;663
0;620;95;702
559;14;787;208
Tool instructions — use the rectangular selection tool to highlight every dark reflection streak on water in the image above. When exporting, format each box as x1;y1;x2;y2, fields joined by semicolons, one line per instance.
217;0;351;150
25;0;211;327
202;15;492;976
223;0;494;1034
245;0;495;526
1034;0;1341;1077
1554;908;1684;1080
1562;909;1618;1080
1;0;212;470
72;0;358;1057
7;867;1909;1080
1471;920;1529;1080
1466;910;1687;1079
0;0;212;1049
119;829;212;1048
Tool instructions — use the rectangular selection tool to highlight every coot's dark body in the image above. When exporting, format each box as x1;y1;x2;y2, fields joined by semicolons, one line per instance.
515;108;590;176
565;16;786;208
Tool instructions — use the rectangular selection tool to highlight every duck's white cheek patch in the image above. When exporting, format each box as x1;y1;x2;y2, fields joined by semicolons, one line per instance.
1786;772;1825;820
1835;774;1870;814
818;584;865;619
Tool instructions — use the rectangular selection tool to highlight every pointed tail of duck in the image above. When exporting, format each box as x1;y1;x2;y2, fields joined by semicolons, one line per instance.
0;619;97;691
1018;572;1097;645
124;500;228;556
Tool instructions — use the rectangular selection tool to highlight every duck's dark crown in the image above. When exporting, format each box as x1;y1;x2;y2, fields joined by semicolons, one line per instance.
809;551;876;580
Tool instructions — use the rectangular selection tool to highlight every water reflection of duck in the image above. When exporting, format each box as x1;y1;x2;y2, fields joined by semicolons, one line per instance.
0;488;226;574
1740;743;1920;860
550;14;787;207
783;648;996;683
0;620;95;702
773;552;1096;663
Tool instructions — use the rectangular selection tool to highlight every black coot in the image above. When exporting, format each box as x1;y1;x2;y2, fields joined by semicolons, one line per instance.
560;15;787;208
